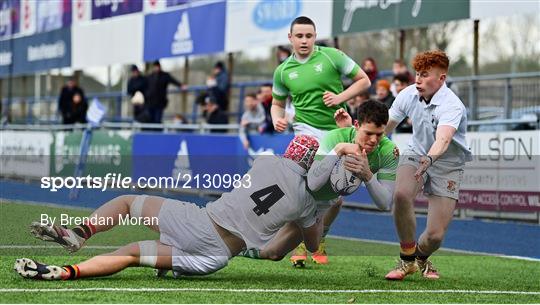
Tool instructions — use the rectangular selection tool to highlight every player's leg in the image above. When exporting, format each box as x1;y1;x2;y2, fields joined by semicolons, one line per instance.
30;195;166;252
385;162;424;280
252;222;304;261
415;195;456;279
289;123;327;267
415;162;463;279
310;198;342;265
14;240;172;280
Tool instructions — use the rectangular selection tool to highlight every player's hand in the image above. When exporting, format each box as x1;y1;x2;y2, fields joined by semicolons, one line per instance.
335;143;360;156
273;117;288;132
334;108;353;128
414;156;431;182
240;119;249;127
323;91;342;107
393;146;400;159
344;149;372;181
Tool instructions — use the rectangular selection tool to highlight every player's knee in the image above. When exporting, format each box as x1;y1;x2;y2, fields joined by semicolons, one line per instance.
425;230;445;246
334;198;343;207
114;242;141;263
393;189;413;206
268;253;286;261
264;250;285;261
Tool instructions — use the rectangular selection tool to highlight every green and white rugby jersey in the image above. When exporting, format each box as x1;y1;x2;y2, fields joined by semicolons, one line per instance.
311;127;398;201
272;46;360;131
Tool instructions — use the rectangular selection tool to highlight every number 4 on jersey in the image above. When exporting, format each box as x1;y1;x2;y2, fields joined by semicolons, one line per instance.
250;184;285;216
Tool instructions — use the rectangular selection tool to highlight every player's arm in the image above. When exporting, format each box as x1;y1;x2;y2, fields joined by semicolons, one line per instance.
385;119;400;135
341;68;371;102
270;65;290;132
271;98;288;132
414;107;462;181
385;90;408;134
323;69;371;107
323;49;371;107
428;125;456;161
365;178;394;211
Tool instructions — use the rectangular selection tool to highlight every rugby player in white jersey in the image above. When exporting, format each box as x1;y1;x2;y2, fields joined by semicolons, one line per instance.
14;135;323;280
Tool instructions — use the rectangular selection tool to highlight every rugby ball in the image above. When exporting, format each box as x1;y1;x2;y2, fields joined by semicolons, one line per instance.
330;156;362;196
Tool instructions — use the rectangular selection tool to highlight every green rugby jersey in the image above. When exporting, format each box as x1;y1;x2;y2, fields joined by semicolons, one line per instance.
272;46;360;131
311;127;398;201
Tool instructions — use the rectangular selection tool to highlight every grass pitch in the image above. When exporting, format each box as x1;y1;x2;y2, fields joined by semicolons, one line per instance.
1;201;539;303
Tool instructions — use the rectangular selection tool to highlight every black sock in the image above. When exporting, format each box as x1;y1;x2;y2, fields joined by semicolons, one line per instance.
399;253;416;262
415;245;430;261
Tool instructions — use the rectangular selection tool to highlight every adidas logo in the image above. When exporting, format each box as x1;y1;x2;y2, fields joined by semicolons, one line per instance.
171;11;193;55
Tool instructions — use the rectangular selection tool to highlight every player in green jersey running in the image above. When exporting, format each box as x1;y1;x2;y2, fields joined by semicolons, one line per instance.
271;16;371;264
270;16;371;265
271;16;371;135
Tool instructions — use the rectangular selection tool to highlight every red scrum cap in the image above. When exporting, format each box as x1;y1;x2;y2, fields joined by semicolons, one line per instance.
283;135;319;169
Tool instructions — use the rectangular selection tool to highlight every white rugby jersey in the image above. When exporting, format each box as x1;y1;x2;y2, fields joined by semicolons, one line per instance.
389;83;472;163
206;155;317;249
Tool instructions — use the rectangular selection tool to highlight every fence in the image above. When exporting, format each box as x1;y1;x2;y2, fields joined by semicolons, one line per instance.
1;71;539;127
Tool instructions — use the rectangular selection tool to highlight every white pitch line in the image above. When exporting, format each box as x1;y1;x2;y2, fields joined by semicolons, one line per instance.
3;241;540;262
0;288;539;295
0;245;118;249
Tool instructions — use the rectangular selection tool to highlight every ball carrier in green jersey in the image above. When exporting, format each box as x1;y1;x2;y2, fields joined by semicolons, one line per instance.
271;16;371;266
243;101;399;266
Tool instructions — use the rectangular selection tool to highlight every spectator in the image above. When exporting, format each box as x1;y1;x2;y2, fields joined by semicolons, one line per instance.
362;57;379;94
276;45;291;64
207;61;229;111
127;64;147;122
392;59;414;82
202;96;228;133
393;73;413;133
391;59;414;96
393;73;411;94
257;83;274;134
376;79;395;109
58;77;87;124
172;114;187;125
239;93;266;149
346;90;370;122
145;60;184;124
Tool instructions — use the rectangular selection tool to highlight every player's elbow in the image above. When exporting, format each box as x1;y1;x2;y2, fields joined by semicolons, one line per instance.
374;199;391;211
306;175;323;192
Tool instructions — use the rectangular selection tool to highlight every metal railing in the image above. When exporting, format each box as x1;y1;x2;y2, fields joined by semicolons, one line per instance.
2;71;539;128
0;122;243;133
